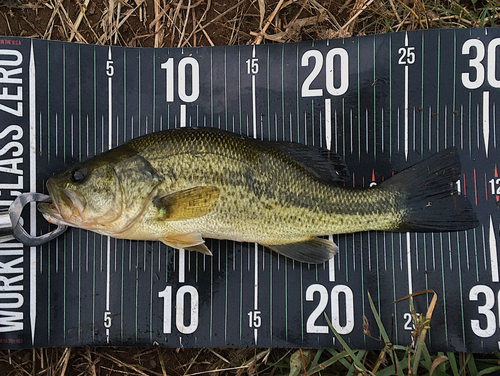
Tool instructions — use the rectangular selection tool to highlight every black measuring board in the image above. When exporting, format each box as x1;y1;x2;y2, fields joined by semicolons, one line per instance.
0;28;498;352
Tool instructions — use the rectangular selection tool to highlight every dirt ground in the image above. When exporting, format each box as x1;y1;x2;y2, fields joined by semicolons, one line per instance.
0;0;347;47
0;0;498;374
1;0;493;49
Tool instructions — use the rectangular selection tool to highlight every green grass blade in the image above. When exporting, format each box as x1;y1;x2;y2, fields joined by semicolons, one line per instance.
366;291;400;373
446;352;459;376
308;349;323;370
467;353;479;375
306;350;351;375
324;313;367;372
327;349;356;370
477;365;500;376
367;291;390;344
374;351;408;376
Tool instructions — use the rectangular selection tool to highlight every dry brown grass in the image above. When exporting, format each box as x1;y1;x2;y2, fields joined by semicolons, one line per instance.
0;0;499;374
1;0;499;48
0;347;295;375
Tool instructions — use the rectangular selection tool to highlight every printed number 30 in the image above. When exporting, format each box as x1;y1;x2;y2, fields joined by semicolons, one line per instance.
461;38;500;89
469;285;498;338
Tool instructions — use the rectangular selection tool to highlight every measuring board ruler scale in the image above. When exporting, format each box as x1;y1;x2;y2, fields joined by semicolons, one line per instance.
0;28;498;351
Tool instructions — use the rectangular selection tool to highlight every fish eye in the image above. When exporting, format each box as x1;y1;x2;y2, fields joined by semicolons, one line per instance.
70;167;87;183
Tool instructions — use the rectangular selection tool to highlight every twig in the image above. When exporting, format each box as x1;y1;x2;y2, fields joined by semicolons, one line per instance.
43;0;61;39
395;0;424;29
185;365;250;376
114;1;122;44
186;0;246;37
192;10;197;46
58;1;88;43
308;0;342;29
177;0;192;47
257;0;265;29
56;348;71;376
22;15;43;37
388;0;401;24
252;0;285;44
154;0;161;48
208;349;231;364
195;18;214;46
69;0;90;42
341;0;374;32
172;0;204;10
99;2;144;45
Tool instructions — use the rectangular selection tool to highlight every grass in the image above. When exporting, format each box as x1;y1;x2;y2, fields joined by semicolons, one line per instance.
0;0;499;374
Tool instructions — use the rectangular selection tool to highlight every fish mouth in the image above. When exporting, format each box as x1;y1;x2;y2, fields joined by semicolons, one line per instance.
38;179;86;227
37;201;73;227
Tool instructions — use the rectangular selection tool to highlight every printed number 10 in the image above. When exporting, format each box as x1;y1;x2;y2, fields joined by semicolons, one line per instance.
161;57;200;103
158;285;199;335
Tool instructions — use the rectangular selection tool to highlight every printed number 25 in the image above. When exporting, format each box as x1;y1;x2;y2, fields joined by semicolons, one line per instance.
398;47;415;65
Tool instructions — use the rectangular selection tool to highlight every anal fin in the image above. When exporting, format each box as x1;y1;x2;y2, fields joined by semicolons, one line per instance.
160;233;212;255
264;237;338;263
185;243;212;255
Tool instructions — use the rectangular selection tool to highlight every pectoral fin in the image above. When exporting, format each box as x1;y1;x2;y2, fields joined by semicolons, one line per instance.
154;186;220;221
160;233;212;255
264;237;338;263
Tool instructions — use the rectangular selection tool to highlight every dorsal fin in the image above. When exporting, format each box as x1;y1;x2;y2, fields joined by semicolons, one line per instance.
260;140;349;185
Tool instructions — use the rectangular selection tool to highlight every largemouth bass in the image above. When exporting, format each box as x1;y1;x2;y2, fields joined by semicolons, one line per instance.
39;127;478;263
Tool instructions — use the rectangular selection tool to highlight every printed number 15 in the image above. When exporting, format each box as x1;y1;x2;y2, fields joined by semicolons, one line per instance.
246;58;259;74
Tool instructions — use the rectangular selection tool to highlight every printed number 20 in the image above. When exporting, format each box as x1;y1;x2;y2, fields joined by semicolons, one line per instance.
306;284;354;334
301;49;349;97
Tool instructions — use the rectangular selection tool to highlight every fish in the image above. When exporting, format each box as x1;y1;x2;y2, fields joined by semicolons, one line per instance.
38;127;478;263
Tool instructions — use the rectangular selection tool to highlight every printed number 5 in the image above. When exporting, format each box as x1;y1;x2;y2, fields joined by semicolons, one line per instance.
104;311;112;328
106;60;114;77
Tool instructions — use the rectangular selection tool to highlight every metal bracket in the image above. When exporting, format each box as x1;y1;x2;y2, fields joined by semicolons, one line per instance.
0;193;67;246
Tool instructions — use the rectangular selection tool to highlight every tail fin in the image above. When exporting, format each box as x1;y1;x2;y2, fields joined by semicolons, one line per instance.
381;147;479;232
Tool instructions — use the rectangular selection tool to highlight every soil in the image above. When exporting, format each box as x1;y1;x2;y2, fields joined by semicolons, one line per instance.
0;0;344;47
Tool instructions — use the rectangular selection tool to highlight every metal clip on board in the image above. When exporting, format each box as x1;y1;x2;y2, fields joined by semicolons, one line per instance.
0;192;67;246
